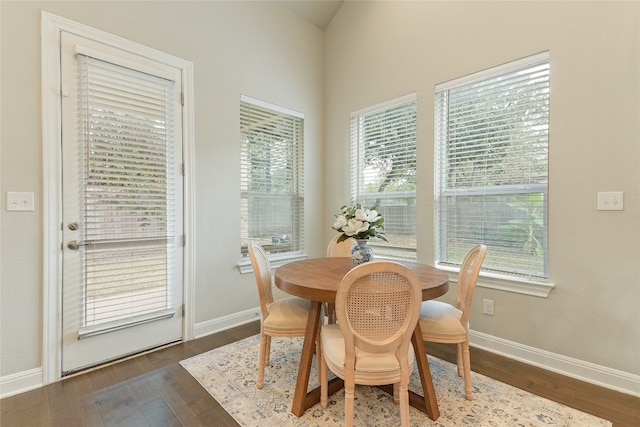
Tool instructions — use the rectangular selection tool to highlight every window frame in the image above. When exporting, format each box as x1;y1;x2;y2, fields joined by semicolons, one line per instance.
349;93;418;261
434;52;554;297
238;95;306;272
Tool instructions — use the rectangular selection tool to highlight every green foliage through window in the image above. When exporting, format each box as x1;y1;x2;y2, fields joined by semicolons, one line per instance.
435;53;550;280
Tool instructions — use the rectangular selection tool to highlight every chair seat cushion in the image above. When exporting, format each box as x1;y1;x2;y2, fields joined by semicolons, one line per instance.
321;324;415;374
419;300;467;341
264;297;311;330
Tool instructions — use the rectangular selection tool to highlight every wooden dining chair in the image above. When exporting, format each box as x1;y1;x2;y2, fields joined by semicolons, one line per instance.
419;244;487;400
248;242;314;389
319;261;422;427
326;234;355;257
325;235;356;323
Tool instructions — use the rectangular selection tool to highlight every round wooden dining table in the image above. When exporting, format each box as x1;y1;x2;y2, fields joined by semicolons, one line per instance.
274;257;449;421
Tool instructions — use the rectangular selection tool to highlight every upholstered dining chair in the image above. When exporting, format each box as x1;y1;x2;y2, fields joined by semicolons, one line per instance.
325;235;356;323
319;261;422;427
326;234;355;257
248;242;314;389
419;244;487;400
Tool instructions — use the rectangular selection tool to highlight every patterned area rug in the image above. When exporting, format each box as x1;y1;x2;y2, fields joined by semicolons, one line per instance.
180;335;612;426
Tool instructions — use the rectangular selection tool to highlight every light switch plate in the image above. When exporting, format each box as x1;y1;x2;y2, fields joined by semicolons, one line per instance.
7;192;35;211
597;192;624;211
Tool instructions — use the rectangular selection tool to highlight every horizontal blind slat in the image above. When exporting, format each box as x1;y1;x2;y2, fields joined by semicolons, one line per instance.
240;99;304;255
78;53;177;328
350;96;417;260
435;53;549;279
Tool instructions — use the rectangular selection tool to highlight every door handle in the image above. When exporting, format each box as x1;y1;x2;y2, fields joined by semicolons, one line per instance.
67;240;90;250
66;237;167;250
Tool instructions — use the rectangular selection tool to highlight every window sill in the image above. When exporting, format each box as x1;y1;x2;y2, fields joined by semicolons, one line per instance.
436;263;555;298
237;252;308;274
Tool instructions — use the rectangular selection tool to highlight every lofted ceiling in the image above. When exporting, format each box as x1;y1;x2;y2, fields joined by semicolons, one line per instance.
276;0;344;31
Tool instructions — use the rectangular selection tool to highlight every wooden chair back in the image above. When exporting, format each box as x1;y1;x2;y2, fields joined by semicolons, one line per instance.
455;244;487;328
326;235;355;257
335;261;421;361
248;242;274;319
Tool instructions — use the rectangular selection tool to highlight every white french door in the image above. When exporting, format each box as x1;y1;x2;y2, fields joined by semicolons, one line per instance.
59;31;184;375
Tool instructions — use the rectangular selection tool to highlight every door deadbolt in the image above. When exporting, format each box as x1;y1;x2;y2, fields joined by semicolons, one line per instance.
68;222;79;231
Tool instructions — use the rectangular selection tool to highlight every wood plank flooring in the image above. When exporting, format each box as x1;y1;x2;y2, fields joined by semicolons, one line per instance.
1;321;638;426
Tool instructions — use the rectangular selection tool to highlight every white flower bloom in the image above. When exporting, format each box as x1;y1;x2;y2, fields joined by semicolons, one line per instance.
342;218;369;236
333;214;348;231
357;221;370;234
332;204;387;243
355;208;381;223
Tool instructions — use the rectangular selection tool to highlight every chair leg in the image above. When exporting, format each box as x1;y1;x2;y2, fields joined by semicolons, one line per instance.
399;381;410;427
344;379;355;427
316;342;321;391
456;342;464;377
326;303;336;324
316;315;323;390
257;332;268;389
265;335;272;365
393;382;399;404
320;351;328;408
462;340;473;400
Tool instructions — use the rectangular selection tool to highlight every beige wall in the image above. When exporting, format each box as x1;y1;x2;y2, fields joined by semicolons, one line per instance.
1;0;638;395
324;0;639;376
0;1;324;378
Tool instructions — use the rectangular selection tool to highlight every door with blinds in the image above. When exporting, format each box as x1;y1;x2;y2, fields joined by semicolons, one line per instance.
59;31;184;374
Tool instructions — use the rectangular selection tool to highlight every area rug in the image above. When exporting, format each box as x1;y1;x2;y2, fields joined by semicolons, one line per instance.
180;335;612;426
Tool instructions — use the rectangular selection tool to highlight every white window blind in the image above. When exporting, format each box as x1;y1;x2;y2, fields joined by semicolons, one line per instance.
240;96;304;257
77;54;176;334
350;94;417;260
435;52;550;280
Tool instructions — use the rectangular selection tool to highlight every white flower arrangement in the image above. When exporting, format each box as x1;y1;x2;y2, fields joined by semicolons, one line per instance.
332;203;388;242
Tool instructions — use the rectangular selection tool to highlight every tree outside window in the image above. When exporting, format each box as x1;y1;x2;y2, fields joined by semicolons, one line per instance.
240;97;304;257
351;94;417;260
435;53;550;280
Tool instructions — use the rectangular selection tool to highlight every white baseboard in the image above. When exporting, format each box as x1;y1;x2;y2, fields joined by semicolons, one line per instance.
0;368;43;399
193;307;261;339
3;316;637;400
0;308;261;399
470;330;640;397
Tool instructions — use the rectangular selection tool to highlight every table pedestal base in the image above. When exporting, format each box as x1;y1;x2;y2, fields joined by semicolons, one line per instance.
290;301;440;421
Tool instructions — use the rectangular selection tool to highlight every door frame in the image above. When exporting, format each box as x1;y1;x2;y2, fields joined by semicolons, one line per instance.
41;11;195;384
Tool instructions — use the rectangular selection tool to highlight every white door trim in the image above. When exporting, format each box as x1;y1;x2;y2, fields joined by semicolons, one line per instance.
41;11;195;384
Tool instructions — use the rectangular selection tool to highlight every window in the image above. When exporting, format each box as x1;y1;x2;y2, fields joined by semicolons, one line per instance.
435;52;550;281
240;96;304;257
76;52;179;333
350;94;417;260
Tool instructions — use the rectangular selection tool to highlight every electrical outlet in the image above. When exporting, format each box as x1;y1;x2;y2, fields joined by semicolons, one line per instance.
597;192;624;211
482;299;494;316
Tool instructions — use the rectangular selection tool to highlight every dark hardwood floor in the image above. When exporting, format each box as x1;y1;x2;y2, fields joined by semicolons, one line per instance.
1;321;638;426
